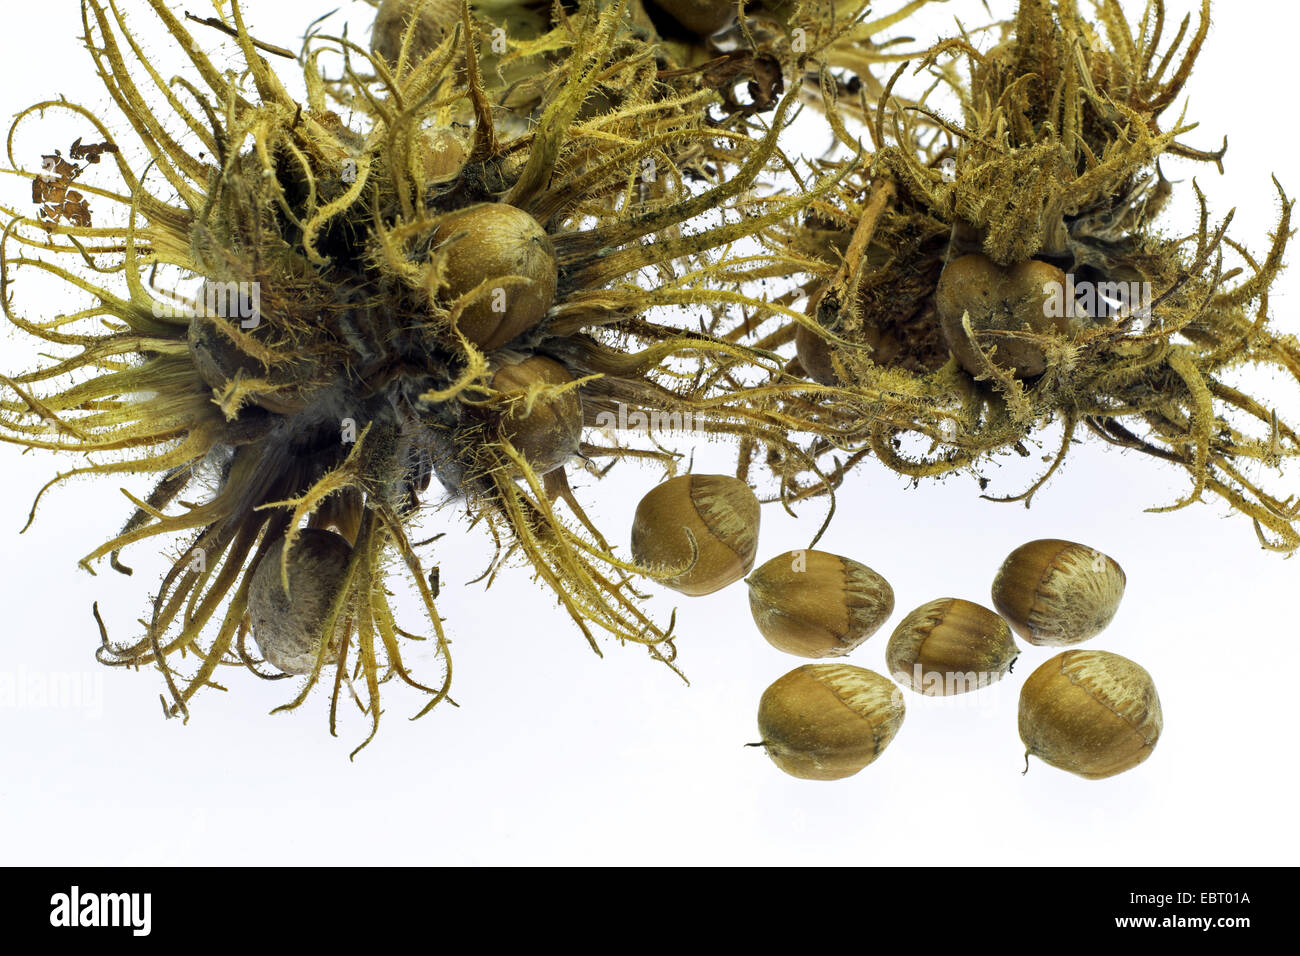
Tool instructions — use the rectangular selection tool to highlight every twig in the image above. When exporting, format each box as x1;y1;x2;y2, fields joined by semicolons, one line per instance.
184;11;295;59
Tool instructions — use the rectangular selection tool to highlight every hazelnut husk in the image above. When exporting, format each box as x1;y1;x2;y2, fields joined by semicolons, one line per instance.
188;312;262;396
886;598;1019;695
490;355;583;475
746;550;894;658
186;295;317;415
756;664;905;781
248;529;353;675
431;203;558;351
307;487;364;546
992;539;1125;646
630;474;759;595
1019;650;1162;779
936;254;1081;377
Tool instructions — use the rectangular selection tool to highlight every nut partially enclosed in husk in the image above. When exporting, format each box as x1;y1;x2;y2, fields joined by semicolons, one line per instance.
1019;649;1162;779
370;0;456;66
248;529;353;676
936;254;1081;377
490;355;583;475
186;280;318;415
756;664;905;781
746;550;894;658
992;539;1126;646
648;0;737;36
886;598;1018;695
430;203;558;351
793;320;840;385
630;474;759;595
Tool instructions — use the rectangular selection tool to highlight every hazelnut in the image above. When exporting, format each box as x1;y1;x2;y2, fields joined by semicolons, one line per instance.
1019;650;1162;779
630;474;759;595
248;529;352;675
794;321;839;385
746;549;894;658
796;320;901;383
991;539;1125;646
886;598;1019;695
431;203;558;351
370;0;457;66
420;127;466;182
648;0;737;36
936;253;1081;377
490;355;583;475
756;664;905;780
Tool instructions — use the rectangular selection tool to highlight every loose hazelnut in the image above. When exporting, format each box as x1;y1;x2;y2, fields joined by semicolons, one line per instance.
746;550;894;658
886;598;1019;695
991;539;1125;646
1019;650;1162;779
756;664;905;780
630;474;759;595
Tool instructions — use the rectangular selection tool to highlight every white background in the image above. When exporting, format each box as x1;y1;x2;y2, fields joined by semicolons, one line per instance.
0;0;1296;865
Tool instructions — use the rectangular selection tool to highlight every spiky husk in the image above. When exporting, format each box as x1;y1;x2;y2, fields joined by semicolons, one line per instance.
0;0;829;753
735;0;1300;552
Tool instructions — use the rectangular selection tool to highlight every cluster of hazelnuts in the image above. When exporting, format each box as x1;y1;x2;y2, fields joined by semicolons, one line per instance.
630;474;1163;782
211;203;580;676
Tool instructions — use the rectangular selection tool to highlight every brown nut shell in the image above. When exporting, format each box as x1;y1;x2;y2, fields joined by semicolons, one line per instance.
370;0;456;65
886;598;1018;695
248;529;352;676
1019;650;1162;779
746;550;894;658
794;322;839;385
757;664;905;781
992;539;1125;646
431;203;557;351
420;127;466;182
936;254;1078;377
490;355;583;475
649;0;737;36
630;474;759;595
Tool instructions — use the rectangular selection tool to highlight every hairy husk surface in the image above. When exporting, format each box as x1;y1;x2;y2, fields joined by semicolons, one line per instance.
0;0;832;753
741;0;1300;552
2;0;1297;757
